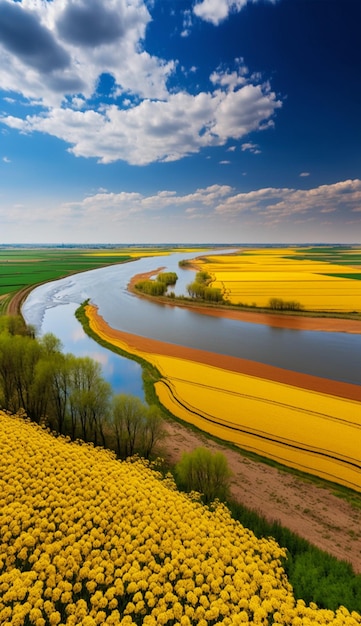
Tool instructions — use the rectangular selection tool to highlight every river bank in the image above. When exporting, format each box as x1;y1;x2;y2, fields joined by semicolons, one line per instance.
84;302;361;573
128;270;361;334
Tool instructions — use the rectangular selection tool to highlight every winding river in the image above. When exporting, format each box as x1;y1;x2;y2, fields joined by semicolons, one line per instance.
22;250;361;397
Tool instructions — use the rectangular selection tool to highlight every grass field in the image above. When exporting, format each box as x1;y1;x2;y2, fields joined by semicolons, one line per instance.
196;247;361;312
0;246;209;313
0;249;133;300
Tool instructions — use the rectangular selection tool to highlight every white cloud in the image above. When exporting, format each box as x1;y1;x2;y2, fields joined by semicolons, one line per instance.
0;0;173;105
193;0;278;26
1;180;359;243
215;179;361;219
58;180;361;227
299;172;310;177
0;0;281;165
241;141;261;154
2;156;11;163
3;80;281;165
181;10;193;37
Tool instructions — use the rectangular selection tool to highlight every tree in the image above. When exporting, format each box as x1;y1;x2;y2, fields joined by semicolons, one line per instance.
39;352;72;435
111;394;147;457
157;272;178;286
0;332;18;411
141;405;165;459
175;447;232;504
69;357;111;443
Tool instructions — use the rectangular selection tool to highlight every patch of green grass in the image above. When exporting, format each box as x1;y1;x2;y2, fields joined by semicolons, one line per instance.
321;273;361;281
0;249;133;298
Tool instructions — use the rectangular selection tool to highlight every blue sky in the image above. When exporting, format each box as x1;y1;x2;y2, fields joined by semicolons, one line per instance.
0;0;360;244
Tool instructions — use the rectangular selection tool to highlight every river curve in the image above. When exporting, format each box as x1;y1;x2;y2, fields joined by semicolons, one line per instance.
22;250;361;387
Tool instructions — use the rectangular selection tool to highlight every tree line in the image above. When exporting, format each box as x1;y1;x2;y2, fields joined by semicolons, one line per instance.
186;270;224;302
134;271;178;296
0;315;164;459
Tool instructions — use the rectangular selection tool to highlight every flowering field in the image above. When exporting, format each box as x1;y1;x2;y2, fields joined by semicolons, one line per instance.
85;305;361;493
1;411;361;626
153;357;361;493
196;247;361;312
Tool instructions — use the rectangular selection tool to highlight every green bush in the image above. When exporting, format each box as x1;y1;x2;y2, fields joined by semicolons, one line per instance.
134;279;167;296
157;272;178;285
175;446;231;504
269;297;303;311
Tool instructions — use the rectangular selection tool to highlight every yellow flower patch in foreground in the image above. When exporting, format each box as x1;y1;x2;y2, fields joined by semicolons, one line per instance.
1;411;361;625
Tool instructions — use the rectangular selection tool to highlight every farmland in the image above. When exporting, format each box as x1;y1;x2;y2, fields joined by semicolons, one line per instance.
0;246;204;312
1;410;361;626
84;303;361;493
195;247;361;313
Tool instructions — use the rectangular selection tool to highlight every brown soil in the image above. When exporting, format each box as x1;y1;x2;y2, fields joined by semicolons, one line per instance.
161;418;361;573
5;285;36;316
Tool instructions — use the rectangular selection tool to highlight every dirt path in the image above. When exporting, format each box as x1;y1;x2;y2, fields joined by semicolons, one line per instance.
4;285;36;316
160;418;361;573
86;300;361;573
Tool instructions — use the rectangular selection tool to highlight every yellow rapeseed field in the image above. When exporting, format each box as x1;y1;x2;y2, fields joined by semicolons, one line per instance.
86;306;361;494
1;411;361;626
196;248;361;311
153;356;361;492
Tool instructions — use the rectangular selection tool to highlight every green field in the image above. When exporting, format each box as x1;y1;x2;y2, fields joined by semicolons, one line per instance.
288;246;361;265
0;248;133;303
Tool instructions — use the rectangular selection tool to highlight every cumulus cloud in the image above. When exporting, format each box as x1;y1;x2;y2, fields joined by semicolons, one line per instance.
0;0;70;73
193;0;278;26
56;0;126;47
2;180;359;242
0;0;170;104
0;0;281;165
214;179;361;220
60;180;361;227
3;76;281;164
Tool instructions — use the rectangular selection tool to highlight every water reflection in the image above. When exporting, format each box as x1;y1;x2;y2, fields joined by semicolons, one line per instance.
41;303;145;399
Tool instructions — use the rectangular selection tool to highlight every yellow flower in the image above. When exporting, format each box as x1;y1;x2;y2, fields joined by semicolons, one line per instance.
49;611;61;625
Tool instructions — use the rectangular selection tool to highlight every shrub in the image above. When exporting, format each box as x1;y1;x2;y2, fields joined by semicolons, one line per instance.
269;297;303;311
175;446;232;504
157;272;178;285
134;279;167;296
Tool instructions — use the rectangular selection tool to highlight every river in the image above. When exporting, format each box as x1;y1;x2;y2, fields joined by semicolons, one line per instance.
22;250;361;397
